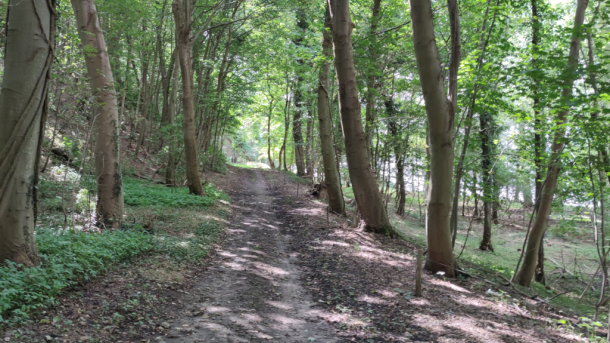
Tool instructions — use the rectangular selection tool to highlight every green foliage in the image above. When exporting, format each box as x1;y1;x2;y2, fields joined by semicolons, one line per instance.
0;174;232;324
0;229;153;323
281;170;310;185
61;136;81;165
548;217;581;238
554;316;605;342
154;221;224;262
121;165;137;177
37;168;97;216
202;148;228;174
122;178;228;207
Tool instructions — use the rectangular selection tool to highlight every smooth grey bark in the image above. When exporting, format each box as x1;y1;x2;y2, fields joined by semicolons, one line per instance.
173;0;205;195
318;5;345;215
0;0;56;265
410;0;460;276
72;0;124;227
515;0;589;286
328;0;395;236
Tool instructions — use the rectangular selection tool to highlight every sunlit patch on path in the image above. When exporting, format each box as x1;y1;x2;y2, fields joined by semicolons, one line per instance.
162;168;339;342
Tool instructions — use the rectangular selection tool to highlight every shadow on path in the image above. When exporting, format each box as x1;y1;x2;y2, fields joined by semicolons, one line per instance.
164;169;341;343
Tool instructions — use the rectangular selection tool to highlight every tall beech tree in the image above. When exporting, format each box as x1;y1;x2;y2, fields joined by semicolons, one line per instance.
318;5;344;215
409;0;461;276
514;0;589;286
172;0;205;196
292;9;308;177
479;111;495;251
0;0;56;265
329;0;395;236
531;0;547;285
72;0;125;227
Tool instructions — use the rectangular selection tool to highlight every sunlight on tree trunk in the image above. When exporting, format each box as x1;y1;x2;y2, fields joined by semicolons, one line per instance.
72;0;125;228
409;0;460;276
0;0;56;265
318;5;345;215
329;0;395;236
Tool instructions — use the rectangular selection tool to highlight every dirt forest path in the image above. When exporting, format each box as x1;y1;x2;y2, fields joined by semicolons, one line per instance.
164;168;341;342
153;167;585;343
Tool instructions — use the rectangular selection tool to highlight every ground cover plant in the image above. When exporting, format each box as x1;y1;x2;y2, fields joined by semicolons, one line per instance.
0;175;229;330
123;178;228;207
0;229;152;324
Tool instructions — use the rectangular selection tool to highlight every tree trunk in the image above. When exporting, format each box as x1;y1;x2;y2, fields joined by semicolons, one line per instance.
278;145;284;170
318;5;345;215
134;57;149;158
385;98;406;216
462;177;467;216
364;0;382;161
329;0;395;236
450;0;496;248
531;0;544;207
535;238;546;284
267;98;275;169
305;109;314;177
72;0;124;227
451;106;474;248
282;82;290;171
293;86;306;176
0;0;56;265
397;155;406;216
165;57;179;186
292;10;308;177
531;0;546;284
473;173;479;217
409;0;460;276
515;0;588;286
479;112;494;251
173;0;205;196
492;170;499;224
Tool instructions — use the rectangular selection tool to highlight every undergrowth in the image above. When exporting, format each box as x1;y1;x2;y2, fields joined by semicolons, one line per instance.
280;170;310;185
123;178;229;207
154;220;224;263
0;176;231;326
0;229;152;324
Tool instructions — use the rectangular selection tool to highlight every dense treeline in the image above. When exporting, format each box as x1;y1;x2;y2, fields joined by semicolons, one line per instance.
0;0;609;318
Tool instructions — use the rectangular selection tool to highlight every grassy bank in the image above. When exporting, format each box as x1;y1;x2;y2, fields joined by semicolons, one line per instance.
0;177;230;326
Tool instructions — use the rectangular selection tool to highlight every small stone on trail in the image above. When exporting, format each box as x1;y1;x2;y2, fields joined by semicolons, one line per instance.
44;336;53;342
160;322;171;329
